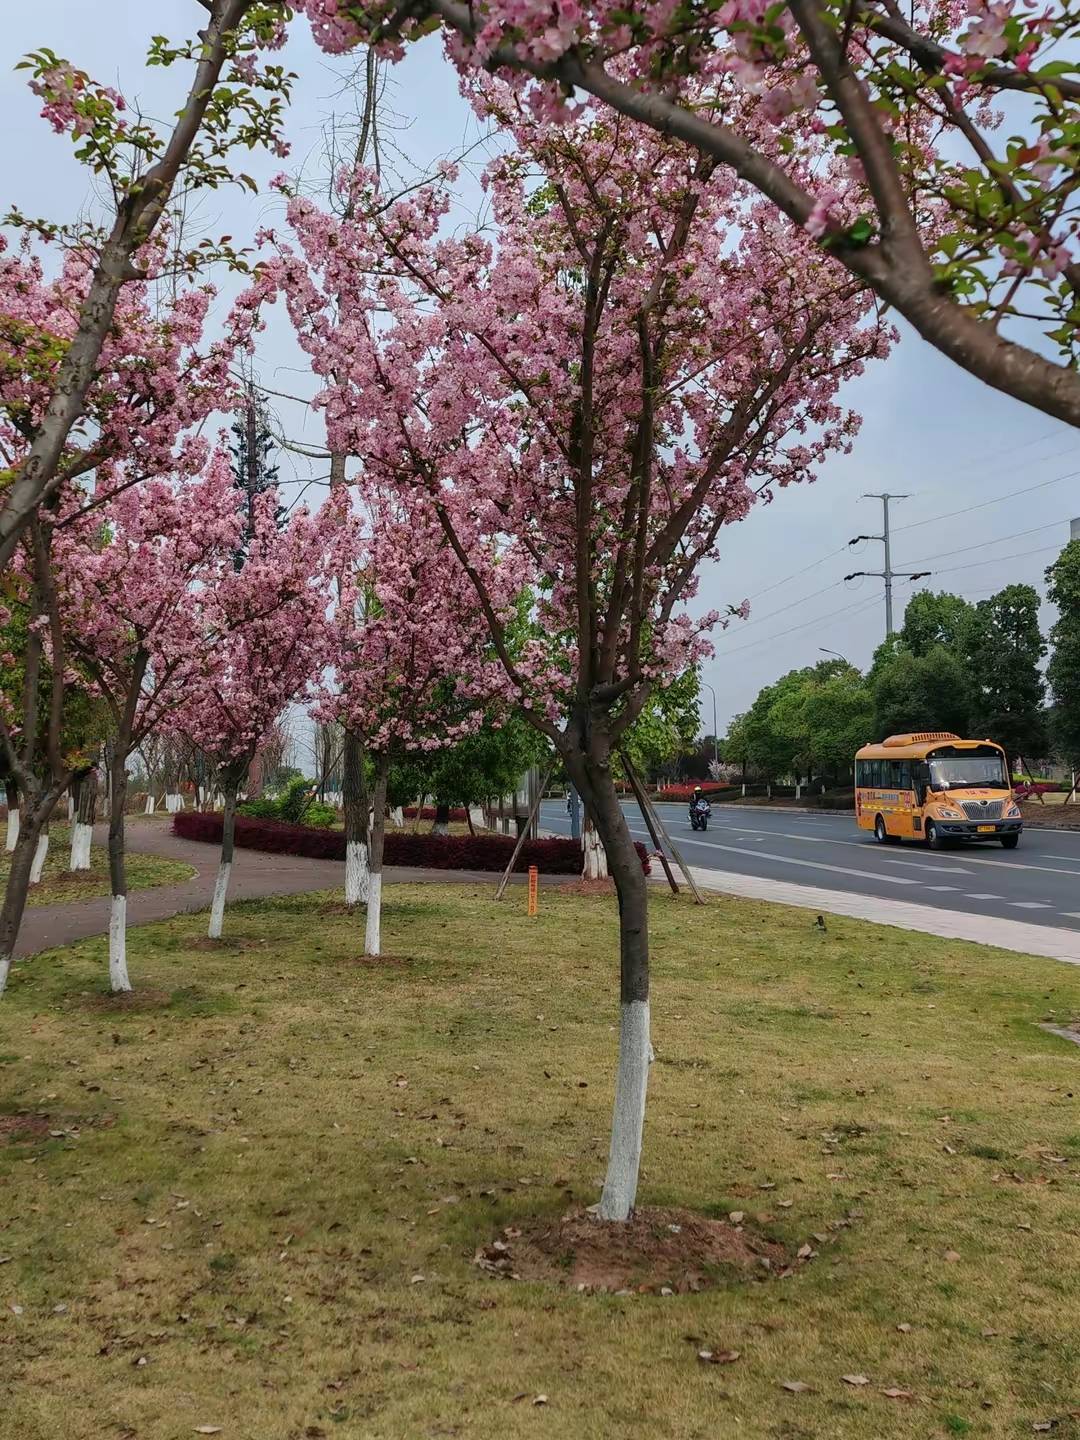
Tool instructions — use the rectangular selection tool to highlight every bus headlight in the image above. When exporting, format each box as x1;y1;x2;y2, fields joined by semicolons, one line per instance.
936;807;963;819
1006;803;1021;818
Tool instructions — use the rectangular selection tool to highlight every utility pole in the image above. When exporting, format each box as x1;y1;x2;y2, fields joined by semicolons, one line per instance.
845;493;931;639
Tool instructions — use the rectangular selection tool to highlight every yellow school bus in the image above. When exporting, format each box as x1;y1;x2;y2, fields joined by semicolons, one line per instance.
854;732;1023;850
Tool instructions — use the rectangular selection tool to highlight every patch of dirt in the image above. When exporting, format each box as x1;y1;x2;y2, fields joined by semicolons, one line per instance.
0;1113;52;1144
556;878;616;897
1020;801;1080;830
38;869;110;889
475;1206;793;1294
189;937;258;952
78;987;174;1011
346;953;410;968
317;901;362;917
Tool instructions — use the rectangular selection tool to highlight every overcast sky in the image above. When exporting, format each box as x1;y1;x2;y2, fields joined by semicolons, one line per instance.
4;3;1078;738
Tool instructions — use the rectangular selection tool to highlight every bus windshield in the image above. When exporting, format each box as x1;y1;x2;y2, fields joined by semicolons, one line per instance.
928;754;1007;791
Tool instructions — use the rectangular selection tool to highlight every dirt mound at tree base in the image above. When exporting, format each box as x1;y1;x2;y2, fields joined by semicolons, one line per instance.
475;1206;792;1293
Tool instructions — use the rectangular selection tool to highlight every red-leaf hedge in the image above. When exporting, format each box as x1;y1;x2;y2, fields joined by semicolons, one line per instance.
172;812;650;875
402;805;469;820
656;782;732;803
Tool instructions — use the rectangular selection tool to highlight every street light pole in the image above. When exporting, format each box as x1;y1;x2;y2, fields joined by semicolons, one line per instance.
701;680;719;764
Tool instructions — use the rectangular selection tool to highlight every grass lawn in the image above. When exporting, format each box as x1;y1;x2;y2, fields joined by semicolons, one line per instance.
0;824;194;907
1;883;1079;1439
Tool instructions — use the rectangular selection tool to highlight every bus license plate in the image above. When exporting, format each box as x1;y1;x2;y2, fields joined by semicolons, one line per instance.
977;824;995;833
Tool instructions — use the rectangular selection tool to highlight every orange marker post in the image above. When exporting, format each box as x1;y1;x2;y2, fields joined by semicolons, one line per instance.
527;865;538;917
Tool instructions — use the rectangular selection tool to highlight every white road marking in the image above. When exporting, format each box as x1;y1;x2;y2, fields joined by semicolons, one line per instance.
1060;912;1080;919
966;893;1003;900
1010;901;1051;909
925;885;958;892
644;835;920;886
878;857;974;873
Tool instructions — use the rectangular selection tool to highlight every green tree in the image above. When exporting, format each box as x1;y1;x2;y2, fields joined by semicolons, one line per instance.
898;590;975;658
964;584;1048;768
619;667;701;783
1045;541;1080;769
390;711;548;815
871;645;973;739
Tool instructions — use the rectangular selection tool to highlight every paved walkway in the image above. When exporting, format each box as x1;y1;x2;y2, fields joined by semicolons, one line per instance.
688;865;1080;965
11;819;514;959
17;821;1080;969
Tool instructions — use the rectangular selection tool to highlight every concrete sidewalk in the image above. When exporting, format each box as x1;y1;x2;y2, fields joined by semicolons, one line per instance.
688;865;1080;965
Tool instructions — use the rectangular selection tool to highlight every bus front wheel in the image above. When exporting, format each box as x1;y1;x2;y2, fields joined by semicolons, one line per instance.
926;820;945;851
1000;833;1020;850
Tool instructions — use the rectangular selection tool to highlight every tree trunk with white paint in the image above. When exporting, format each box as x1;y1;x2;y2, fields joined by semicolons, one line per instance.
107;746;132;992
208;769;243;940
342;728;370;906
0;783;66;996
0;822;39;997
144;794;156;815
431;801;451;837
365;755;390;957
67;793;75;821
568;751;651;1221
391;806;403;827
4;781;18;852
582;816;609;879
29;830;49;884
69;769;98;871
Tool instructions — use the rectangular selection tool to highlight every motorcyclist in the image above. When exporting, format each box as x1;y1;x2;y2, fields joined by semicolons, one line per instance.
689;786;711;826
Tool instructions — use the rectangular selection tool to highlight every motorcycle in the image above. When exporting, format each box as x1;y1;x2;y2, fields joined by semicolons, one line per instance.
689;797;711;832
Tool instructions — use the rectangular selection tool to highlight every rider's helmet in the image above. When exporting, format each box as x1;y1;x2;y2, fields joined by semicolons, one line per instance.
694;786;703;796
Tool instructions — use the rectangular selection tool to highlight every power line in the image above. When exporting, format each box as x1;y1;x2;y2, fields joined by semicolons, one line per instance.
723;578;844;633
731;441;1078;606
712;593;871;659
924;542;1062;580
743;544;851;603
896;516;1069;570
890;466;1080;537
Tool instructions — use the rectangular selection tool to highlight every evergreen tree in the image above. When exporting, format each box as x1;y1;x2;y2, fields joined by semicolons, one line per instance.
964;584;1047;769
229;383;282;569
1045;541;1080;770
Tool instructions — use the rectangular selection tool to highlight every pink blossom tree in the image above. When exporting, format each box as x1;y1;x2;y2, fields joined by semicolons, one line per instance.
262;105;890;1217
0;3;294;566
49;452;242;992
295;0;1080;427
0;235;237;860
172;492;333;940
323;489;515;956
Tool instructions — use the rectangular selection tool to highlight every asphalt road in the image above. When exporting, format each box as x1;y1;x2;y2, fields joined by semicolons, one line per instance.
539;799;1080;933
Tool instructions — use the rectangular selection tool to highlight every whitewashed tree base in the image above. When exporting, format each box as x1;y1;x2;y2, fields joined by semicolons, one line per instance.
432;821;450;836
69;822;93;871
144;796;156;815
391;807;403;827
109;895;132;992
365;872;382;956
597;999;651;1221
29;833;49;885
0;954;11;998
67;795;76;821
582;824;609;880
345;840;370;905
5;809;18;852
208;861;231;939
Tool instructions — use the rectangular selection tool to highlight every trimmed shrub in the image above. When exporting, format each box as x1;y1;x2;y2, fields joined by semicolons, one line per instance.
402;805;469;821
173;812;651;875
656;782;733;803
